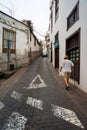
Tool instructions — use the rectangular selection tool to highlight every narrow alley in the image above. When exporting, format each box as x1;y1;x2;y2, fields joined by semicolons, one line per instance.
0;57;87;130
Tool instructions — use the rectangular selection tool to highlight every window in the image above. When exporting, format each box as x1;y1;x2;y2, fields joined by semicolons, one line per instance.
3;28;16;54
51;11;53;33
55;32;59;42
55;0;59;22
54;32;59;49
67;1;79;30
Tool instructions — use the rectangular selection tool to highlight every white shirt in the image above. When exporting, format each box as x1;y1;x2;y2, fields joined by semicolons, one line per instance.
62;59;74;72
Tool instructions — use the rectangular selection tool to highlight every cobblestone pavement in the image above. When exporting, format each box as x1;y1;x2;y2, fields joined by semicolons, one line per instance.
0;57;87;130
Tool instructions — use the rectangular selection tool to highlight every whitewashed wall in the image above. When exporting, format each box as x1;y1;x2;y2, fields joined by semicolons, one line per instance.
79;0;87;92
0;11;30;70
49;0;55;67
0;11;41;70
0;23;3;58
16;30;27;56
29;35;40;52
49;0;87;92
59;0;87;92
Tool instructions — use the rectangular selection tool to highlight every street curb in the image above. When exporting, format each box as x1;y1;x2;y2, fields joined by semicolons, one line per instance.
0;66;28;98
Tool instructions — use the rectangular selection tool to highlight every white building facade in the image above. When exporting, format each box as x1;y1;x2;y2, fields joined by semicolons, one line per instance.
49;0;87;93
0;11;41;71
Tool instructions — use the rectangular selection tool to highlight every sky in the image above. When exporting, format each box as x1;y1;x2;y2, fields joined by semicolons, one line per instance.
0;0;50;40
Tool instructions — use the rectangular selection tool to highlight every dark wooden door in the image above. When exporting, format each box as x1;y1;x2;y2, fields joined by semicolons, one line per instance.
55;47;59;68
66;29;80;84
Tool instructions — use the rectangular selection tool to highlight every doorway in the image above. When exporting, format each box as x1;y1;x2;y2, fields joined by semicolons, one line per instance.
55;47;59;68
66;29;80;83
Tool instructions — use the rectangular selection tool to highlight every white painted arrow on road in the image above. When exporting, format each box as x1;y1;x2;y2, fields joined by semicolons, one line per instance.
51;104;84;129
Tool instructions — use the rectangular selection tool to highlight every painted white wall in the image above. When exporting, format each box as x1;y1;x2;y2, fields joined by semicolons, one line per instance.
49;0;55;67
59;0;87;92
79;0;87;92
16;30;27;57
49;0;87;92
0;11;40;54
0;23;3;58
0;11;28;58
29;34;40;52
59;0;80;66
0;11;40;70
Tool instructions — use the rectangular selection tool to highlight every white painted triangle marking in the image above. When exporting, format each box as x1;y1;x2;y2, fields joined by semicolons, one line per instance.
51;104;84;129
27;74;46;89
0;101;5;110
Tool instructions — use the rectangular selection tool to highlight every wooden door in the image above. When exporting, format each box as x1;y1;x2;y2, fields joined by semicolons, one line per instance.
55;47;59;68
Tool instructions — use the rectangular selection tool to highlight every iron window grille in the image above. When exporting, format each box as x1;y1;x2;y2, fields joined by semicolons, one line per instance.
67;1;79;30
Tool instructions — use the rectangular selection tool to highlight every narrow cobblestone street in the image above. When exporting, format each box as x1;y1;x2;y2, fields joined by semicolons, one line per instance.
0;56;87;130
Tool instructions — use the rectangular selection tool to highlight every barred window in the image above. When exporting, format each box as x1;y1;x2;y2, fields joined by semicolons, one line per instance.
55;0;59;22
67;1;79;30
51;11;53;33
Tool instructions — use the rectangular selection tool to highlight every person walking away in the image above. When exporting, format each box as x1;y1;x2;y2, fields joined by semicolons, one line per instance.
60;55;74;90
